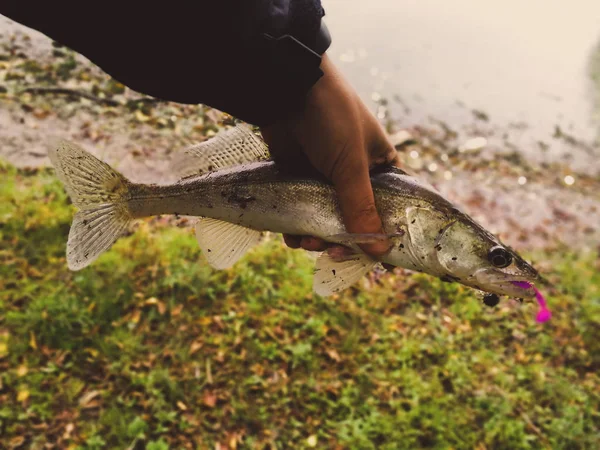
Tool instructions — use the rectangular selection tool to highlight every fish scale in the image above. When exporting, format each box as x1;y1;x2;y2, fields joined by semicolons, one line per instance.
48;124;542;307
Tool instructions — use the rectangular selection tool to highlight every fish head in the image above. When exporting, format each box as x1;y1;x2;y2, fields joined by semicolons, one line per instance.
431;217;539;297
402;206;538;298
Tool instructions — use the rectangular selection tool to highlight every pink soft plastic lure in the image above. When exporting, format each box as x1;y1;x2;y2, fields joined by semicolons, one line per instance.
511;281;551;323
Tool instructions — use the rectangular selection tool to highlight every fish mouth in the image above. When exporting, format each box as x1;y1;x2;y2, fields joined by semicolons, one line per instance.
473;268;537;298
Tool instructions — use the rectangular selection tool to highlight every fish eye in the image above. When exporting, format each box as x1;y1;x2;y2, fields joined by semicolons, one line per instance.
487;246;512;268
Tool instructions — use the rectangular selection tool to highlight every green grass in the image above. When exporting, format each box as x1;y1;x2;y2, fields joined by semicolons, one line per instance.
0;162;599;449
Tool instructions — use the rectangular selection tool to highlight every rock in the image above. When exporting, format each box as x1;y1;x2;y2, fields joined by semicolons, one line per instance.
460;136;487;153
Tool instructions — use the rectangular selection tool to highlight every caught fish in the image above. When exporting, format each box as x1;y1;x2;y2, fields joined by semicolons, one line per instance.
48;124;544;312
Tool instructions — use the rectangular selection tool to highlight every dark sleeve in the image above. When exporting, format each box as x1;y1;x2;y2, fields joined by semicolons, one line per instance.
1;1;331;126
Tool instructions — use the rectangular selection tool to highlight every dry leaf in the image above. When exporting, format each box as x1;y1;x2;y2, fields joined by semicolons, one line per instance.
326;349;341;362
17;388;30;402
171;304;184;316
130;309;141;325
9;436;25;449
16;365;28;377
79;390;101;408
29;332;37;350
177;401;188;411
189;341;203;355
145;297;159;305
63;423;75;439
135;109;151;122
202;391;217;408
144;297;167;315
0;333;8;358
198;316;212;326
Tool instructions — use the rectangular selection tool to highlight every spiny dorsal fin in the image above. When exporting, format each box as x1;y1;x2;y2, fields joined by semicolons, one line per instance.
313;252;377;296
172;124;270;178
195;218;263;269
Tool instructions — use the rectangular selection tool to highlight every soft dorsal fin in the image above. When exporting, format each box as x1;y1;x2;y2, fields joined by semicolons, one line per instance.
195;218;263;269
171;124;270;178
313;252;377;296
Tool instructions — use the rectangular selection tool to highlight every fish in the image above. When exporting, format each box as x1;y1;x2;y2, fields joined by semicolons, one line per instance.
48;123;541;302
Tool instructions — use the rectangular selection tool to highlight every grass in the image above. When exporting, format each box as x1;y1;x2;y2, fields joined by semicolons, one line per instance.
0;161;599;449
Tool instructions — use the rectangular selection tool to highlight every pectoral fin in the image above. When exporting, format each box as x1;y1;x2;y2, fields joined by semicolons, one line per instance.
195;218;262;269
313;252;376;296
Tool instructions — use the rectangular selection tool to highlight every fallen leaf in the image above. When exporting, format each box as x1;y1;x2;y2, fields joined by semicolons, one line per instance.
189;341;203;355
171;304;184;316
0;336;8;358
16;365;28;377
145;297;159;305
145;297;167;315
79;390;101;408
9;436;25;449
326;349;340;362
135;109;151;122
29;332;37;350
17;388;29;402
198;316;212;326
32;108;50;120
202;391;217;408
177;401;188;411
63;423;75;439
130;309;141;325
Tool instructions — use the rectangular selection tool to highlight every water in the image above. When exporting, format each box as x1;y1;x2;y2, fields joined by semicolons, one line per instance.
324;0;600;171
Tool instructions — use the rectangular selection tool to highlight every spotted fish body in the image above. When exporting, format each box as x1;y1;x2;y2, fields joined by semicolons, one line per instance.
48;124;539;299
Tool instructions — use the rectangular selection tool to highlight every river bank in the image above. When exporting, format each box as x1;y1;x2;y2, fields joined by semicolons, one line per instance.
1;17;599;251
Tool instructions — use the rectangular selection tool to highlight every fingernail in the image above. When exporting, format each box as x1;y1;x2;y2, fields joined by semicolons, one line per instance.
327;246;355;262
283;234;302;249
361;240;391;258
301;237;327;252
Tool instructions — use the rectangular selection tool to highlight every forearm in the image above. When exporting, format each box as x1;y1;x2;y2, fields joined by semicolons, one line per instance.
1;1;330;125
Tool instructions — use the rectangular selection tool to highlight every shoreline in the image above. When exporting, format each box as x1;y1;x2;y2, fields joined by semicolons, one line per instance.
1;18;599;251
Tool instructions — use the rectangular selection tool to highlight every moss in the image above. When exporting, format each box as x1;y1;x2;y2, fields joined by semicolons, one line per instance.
0;165;598;448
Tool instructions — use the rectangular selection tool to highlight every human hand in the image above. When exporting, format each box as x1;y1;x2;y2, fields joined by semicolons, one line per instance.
260;55;400;258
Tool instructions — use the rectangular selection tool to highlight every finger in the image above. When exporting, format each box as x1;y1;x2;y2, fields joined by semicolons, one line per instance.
332;150;391;258
260;123;314;174
283;234;302;249
386;150;402;168
326;245;357;262
369;133;402;168
300;236;329;252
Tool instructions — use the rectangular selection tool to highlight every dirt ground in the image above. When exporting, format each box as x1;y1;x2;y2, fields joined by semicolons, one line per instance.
1;17;599;251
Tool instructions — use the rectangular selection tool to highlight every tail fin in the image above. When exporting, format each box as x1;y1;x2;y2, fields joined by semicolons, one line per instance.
48;141;133;270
